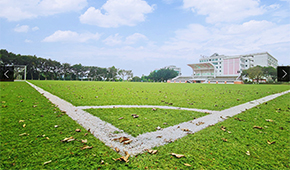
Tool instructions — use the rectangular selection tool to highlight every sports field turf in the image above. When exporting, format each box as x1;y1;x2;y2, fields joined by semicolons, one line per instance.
1;81;289;169
30;80;290;110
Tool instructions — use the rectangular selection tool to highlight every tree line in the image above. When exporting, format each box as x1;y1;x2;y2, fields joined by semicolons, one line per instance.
241;65;277;83
0;49;133;81
0;49;179;82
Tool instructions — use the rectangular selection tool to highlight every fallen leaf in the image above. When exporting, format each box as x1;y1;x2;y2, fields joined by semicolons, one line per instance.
156;136;162;138
115;147;120;152
267;140;275;145
81;139;87;143
119;117;124;120
45;137;49;140
156;126;162;130
100;160;104;164
113;137;130;143
43;160;52;165
113;151;130;163
136;125;141;127
228;131;232;134
19;133;28;136
33;105;37;108
23;124;26;128
147;149;158;154
196;122;205;126
20;100;23;102
246;151;250;156
123;140;132;144
181;128;189;131
265;119;274;122
75;129;81;132
222;138;228;142
19;120;25;123
184;163;191;167
131;114;139;118
279;127;284;130
253;126;263;129
61;136;75;142
163;122;167;125
84;133;88;136
54;125;59;128
81;145;93;150
234;117;243;121
220;126;226;131
152;108;157;111
171;153;185;158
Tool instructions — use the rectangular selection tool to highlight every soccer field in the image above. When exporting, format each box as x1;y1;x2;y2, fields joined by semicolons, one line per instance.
1;81;289;169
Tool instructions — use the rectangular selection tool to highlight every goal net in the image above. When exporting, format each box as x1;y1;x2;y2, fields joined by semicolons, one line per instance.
14;65;27;81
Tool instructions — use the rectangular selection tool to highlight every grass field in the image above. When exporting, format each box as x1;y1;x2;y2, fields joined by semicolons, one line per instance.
30;80;290;110
1;81;289;169
85;108;207;137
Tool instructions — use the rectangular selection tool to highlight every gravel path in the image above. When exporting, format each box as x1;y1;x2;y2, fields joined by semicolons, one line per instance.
26;81;290;156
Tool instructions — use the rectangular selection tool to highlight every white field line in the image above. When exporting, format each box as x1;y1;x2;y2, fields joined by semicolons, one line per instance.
26;81;290;156
77;105;218;114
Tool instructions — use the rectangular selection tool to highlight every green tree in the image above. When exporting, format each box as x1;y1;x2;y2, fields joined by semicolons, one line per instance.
242;66;263;83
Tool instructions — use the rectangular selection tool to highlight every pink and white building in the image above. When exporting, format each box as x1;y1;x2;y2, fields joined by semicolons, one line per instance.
187;52;278;83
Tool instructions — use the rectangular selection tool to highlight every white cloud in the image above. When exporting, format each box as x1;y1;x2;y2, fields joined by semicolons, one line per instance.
103;33;148;46
25;39;32;43
32;26;39;31
162;20;290;56
79;0;154;27
14;24;30;33
183;0;265;23
103;34;123;46
125;33;148;44
0;0;87;21
43;30;101;43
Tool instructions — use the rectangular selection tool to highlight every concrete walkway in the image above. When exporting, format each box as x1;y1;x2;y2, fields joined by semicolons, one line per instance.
26;81;290;156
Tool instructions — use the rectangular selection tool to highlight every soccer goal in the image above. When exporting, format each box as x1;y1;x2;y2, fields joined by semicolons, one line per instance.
14;65;27;81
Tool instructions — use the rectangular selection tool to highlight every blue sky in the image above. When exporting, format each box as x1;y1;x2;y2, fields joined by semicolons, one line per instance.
1;0;289;76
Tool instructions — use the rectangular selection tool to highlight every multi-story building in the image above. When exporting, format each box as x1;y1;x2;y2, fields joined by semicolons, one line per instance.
187;52;278;83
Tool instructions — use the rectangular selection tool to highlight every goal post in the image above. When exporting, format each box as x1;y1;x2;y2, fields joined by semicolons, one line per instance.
14;65;27;81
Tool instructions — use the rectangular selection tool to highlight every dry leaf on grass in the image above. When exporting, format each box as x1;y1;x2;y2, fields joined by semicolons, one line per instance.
152;108;157;111
184;163;191;167
113;151;130;163
246;151;250;155
43;160;52;165
22;124;26;128
265;119;274;122
81;139;87;143
45;137;49;140
33;105;37;108
131;114;139;118
19;133;29;136
81;145;93;150
220;126;226;131
171;153;185;158
61;136;75;142
54;125;59;128
253;126;263;129
19;120;24;123
119;117;124;120
234;117;243;121
147;149;158;154
222;138;228;142
75;129;81;132
267;140;275;145
156;126;162;130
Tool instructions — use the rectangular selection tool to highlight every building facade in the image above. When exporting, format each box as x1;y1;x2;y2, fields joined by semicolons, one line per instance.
187;52;278;83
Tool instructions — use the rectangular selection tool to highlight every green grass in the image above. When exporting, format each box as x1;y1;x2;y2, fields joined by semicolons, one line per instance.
85;108;207;137
30;80;290;110
0;82;125;169
1;81;289;169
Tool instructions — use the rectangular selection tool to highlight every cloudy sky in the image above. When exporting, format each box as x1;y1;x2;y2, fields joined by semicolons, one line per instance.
1;0;289;76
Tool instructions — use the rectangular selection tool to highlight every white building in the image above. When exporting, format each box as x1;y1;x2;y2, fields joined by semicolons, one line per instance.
186;52;278;83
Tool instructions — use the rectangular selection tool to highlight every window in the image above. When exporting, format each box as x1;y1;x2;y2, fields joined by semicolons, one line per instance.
220;62;221;64
209;59;211;61
216;66;218;69
220;66;221;68
245;60;248;62
245;65;248;67
219;70;221;72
